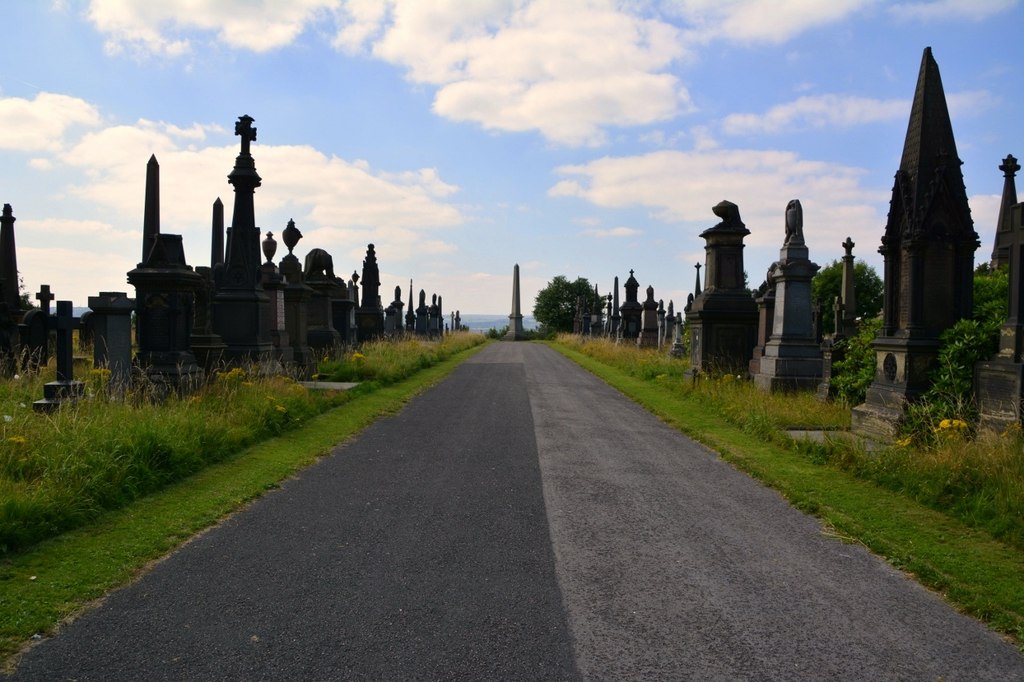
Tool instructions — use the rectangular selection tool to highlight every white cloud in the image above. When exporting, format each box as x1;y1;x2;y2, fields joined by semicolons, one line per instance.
581;226;642;238
549;149;889;254
336;0;692;146
86;0;341;56
887;0;1017;22
0;92;101;152
670;0;872;45
722;94;908;135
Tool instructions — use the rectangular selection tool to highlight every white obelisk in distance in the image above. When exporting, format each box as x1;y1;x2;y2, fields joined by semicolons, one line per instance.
506;263;526;340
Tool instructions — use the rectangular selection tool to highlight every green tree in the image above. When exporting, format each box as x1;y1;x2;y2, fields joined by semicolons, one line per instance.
811;260;883;334
533;275;596;333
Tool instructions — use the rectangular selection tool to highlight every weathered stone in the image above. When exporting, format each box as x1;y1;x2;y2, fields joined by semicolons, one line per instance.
506;264;526;340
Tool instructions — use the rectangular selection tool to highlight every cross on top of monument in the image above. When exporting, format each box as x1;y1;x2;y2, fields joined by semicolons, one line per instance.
1002;154;1021;178
842;237;855;257
235;115;257;155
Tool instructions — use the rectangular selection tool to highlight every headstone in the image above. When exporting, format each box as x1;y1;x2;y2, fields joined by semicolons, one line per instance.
415;290;428;335
685;200;758;375
88;291;135;392
405;280;416;332
749;274;776;377
211;115;274;365
852;48;980;439
278;220;314;376
33;301;85;412
670;312;685;358
506;264;526;340
976;200;1024;431
78;310;94;351
839;236;858;337
127;155;203;391
619;270;642;341
259;231;293;366
20;284;54;369
355;243;385;341
303;248;342;351
753;199;823;392
454;310;461;332
609;276;621;338
991;154;1020;270
637;286;660;348
657;299;666;348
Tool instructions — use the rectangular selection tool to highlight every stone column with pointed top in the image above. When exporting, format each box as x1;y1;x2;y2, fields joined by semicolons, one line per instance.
618;270;643;341
142;155;159;263
505;263;526;340
637;287;660;348
355;243;384;341
405;280;415;332
211;115;273;366
852;48;980;439
610;275;621;338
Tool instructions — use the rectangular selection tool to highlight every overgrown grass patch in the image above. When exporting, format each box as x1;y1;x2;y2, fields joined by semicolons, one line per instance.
551;336;1024;647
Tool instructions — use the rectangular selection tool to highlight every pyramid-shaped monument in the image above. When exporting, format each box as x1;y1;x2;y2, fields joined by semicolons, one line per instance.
852;48;979;439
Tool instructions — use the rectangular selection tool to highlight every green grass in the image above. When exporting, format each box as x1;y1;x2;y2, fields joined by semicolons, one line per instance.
550;337;1024;648
0;338;488;668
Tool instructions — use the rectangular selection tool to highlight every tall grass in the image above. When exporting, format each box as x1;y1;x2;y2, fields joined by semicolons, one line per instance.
555;334;1024;552
317;332;484;384
0;333;485;555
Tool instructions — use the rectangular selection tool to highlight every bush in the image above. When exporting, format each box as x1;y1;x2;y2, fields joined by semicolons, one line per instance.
829;317;880;405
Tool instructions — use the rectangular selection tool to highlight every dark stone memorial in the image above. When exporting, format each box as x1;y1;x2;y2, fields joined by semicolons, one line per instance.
637;285;660;348
976;195;1024;432
211;115;274;364
618;270;642;342
356;243;384;341
304;248;342;352
685;200;758;375
753;200;822;392
259;231;293;366
852;48;980;439
506;263;527;340
990;155;1019;270
191;199;228;372
88;291;135;392
33;301;85;412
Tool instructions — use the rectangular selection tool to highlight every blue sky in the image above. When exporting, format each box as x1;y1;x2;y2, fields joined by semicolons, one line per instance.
0;0;1020;315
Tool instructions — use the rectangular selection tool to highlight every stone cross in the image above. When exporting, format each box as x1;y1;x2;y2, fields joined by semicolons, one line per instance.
35;285;54;316
694;262;702;296
235;115;257;156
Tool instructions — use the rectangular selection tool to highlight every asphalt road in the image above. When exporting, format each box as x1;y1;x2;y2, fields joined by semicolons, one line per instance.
8;343;1024;680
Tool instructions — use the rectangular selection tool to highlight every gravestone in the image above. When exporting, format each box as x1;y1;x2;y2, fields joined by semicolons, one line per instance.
192;199;228;371
506;263;526;340
331;273;358;346
609;275;621;338
405;280;416;332
753;199;822;392
0;204;24;320
670;312;685;358
20;284;54;370
278;220;314;376
211;115;274;364
618;270;642;342
78;311;94;351
259;231;293;366
685;201;758;375
664;300;674;349
355;243;384;341
88;291;135;391
852;48;979;439
415;290;428;335
817;238;858;400
33;301;85;412
976;199;1024;431
637;285;660;348
990;155;1019;270
749;274;776;377
304;248;342;352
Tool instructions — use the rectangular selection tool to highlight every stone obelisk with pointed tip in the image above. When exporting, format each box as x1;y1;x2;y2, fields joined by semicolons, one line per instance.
852;48;979;439
142;154;159;262
506;263;526;340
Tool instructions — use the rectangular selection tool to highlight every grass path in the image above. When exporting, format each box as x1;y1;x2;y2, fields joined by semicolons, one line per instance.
0;342;487;669
551;342;1024;650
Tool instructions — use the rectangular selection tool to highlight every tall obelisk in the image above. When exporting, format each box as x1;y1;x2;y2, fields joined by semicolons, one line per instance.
506;263;526;340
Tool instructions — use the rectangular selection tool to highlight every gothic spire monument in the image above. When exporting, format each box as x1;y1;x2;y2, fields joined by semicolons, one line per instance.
852;48;979;439
211;115;273;364
505;263;526;340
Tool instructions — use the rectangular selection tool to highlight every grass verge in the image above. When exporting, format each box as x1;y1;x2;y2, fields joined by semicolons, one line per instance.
0;340;487;669
549;341;1024;650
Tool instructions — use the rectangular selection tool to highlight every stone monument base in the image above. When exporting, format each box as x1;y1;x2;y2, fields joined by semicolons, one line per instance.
753;341;822;392
975;359;1024;434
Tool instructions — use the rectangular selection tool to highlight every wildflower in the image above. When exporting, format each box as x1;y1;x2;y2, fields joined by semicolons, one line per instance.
275;405;287;414
895;436;912;447
351;351;366;362
3;415;11;423
655;374;668;381
8;435;26;446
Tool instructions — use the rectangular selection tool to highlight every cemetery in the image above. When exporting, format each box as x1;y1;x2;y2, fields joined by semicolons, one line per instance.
3;45;1024;670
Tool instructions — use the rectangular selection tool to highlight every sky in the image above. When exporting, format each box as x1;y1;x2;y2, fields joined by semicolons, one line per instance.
0;0;1021;318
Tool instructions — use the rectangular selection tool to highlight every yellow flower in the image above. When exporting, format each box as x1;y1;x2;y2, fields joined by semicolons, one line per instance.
895;436;912;447
351;351;366;362
7;435;27;446
275;405;287;414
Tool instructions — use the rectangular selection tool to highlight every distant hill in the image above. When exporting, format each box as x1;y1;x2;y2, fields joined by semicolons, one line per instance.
458;314;537;333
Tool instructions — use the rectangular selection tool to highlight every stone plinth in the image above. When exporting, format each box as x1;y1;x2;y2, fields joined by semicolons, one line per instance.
88;291;135;391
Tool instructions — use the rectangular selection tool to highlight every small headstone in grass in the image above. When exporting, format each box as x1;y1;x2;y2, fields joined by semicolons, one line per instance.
88;292;135;392
34;301;85;412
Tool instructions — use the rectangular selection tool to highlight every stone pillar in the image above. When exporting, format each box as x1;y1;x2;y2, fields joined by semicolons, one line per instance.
355;243;385;341
685;200;758;375
619;270;642;341
637;286;660;348
753;200;822;392
33;301;85;412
